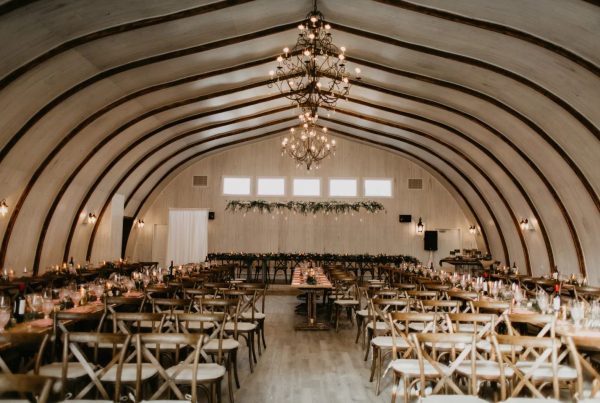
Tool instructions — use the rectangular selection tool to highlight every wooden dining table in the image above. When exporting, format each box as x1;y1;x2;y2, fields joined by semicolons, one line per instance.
291;267;332;331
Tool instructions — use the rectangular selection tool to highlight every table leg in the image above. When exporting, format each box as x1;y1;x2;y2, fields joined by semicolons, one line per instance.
295;289;330;331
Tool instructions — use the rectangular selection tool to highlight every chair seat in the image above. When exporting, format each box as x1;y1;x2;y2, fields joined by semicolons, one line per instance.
166;363;226;382
390;359;447;376
58;400;113;403
456;360;514;377
241;312;266;320
476;340;523;353
334;299;359;306
371;336;410;349
101;363;157;382
457;323;484;333
421;396;488;403
515;362;578;380
204;338;240;352
366;321;389;331
224;322;257;332
408;322;430;332
32;362;88;378
424;341;466;350
501;399;562;403
356;309;369;317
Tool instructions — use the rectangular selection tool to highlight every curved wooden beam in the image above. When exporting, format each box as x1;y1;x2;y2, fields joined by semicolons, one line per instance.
0;0;253;89
376;0;600;77
336;23;600;143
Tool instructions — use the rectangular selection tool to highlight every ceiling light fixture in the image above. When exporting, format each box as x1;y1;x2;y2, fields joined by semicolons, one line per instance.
268;0;360;112
281;109;336;170
88;213;97;224
0;199;8;217
269;0;360;170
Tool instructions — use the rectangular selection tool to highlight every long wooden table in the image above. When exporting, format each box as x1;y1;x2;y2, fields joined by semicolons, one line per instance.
291;268;332;331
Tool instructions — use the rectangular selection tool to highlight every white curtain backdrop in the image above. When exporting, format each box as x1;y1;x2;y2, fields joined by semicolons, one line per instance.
166;209;208;266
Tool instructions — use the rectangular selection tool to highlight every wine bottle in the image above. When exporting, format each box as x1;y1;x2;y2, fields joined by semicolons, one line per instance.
13;283;26;323
167;260;174;280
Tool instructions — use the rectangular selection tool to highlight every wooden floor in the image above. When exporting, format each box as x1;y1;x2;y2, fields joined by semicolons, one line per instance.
231;293;390;403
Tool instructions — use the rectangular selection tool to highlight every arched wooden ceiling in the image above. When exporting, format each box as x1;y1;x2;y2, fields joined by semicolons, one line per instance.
0;0;598;281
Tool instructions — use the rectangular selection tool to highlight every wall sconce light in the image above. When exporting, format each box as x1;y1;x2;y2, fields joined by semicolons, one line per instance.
137;219;145;229
520;218;529;231
416;217;424;234
0;199;8;217
88;213;97;224
469;225;477;235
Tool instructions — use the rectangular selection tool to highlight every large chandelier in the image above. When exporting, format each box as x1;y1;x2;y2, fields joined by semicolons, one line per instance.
269;0;360;170
268;1;361;112
281;109;335;171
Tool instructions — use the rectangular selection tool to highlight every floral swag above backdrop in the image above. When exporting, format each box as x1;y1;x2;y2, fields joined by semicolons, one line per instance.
225;200;386;215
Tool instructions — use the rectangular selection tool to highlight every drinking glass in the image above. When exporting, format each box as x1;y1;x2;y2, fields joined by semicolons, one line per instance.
0;308;10;332
70;291;82;307
589;300;600;328
570;300;585;328
0;295;9;311
31;294;43;316
491;285;499;300
514;288;524;306
42;298;54;320
536;290;549;313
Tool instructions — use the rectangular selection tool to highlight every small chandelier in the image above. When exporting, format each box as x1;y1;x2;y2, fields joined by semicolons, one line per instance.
268;0;361;113
281;109;336;170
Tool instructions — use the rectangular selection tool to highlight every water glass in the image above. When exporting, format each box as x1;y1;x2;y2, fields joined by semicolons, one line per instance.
570;300;585;327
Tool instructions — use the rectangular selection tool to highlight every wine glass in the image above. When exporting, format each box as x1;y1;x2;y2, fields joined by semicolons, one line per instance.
491;284;499;300
570;300;585;328
537;290;549;313
42;298;54;320
70;291;82;307
31;294;43;316
0;307;10;332
514;288;524;306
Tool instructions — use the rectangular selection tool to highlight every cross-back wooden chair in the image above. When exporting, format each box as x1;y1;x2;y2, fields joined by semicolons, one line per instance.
365;298;410;362
412;332;480;397
331;277;360;332
136;332;224;402
196;297;243;383
445;312;501;359
237;283;268;351
60;332;132;401
0;373;54;403
387;312;437;403
469;299;511;314
222;290;259;372
176;312;233;403
492;334;568;400
0;333;48;375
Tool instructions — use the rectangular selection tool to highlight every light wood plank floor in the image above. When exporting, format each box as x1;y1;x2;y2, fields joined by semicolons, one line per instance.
232;294;390;403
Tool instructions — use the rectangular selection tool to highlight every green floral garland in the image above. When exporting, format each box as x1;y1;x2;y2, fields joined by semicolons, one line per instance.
225;200;386;215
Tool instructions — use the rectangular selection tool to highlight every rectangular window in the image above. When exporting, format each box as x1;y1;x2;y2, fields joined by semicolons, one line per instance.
222;177;251;195
364;179;393;197
329;178;357;197
293;178;321;197
257;177;285;196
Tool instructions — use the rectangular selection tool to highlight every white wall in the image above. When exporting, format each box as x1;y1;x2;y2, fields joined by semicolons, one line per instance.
129;138;480;264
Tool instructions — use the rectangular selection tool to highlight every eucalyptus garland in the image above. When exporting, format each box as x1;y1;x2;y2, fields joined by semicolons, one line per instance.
225;200;386;215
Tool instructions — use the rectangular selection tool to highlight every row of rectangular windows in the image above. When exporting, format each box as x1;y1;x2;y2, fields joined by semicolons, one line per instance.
221;177;393;197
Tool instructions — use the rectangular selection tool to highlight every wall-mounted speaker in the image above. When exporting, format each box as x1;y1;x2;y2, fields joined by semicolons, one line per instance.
208;212;215;220
399;214;412;223
424;230;438;251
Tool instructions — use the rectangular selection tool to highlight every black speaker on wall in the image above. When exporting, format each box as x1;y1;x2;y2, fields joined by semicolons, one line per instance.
399;214;412;223
208;212;215;220
424;230;438;251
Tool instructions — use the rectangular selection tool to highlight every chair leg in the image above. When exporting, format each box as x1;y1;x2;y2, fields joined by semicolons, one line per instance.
226;355;235;403
355;316;363;343
369;345;377;382
260;320;267;350
335;305;340;332
375;347;383;395
364;329;372;361
232;350;240;388
391;372;398;403
217;379;222;403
